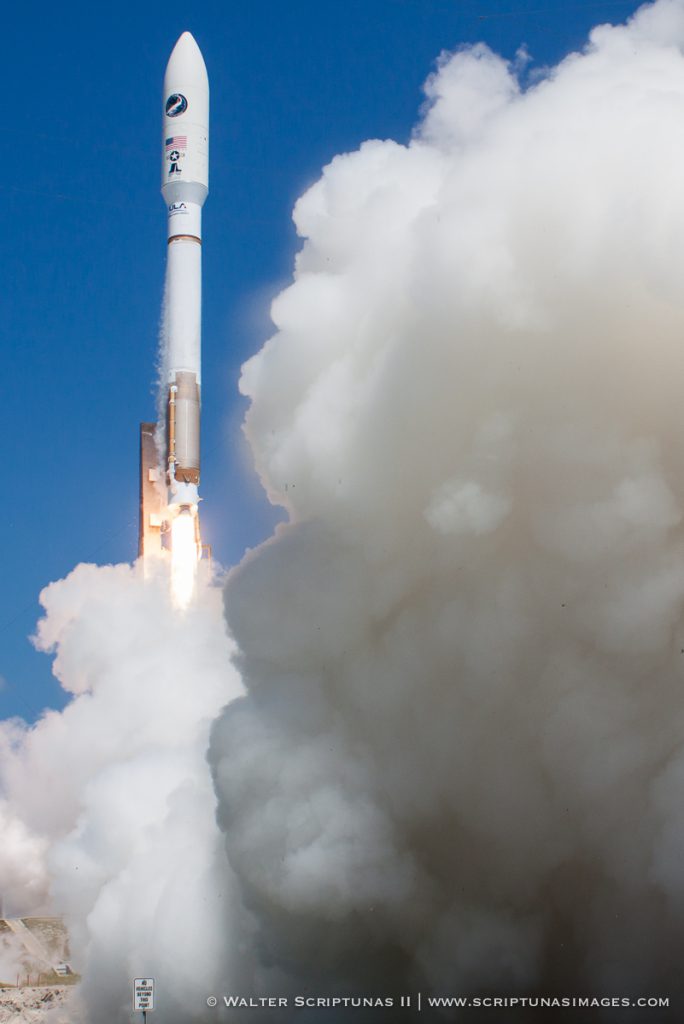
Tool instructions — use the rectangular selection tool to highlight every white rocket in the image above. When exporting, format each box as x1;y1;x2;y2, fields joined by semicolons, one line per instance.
139;32;208;561
162;31;208;515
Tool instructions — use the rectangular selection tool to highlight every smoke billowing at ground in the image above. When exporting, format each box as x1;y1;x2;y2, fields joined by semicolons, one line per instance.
0;568;245;1020
212;0;684;1014
4;0;684;1019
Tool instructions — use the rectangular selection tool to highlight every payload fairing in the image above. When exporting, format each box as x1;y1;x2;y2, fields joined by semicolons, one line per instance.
139;32;209;567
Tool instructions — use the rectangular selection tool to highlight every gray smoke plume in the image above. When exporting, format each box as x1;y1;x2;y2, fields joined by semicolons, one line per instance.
209;1;684;1017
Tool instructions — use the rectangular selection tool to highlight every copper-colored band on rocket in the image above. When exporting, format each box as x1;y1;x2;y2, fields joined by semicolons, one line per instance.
169;371;201;484
168;235;202;245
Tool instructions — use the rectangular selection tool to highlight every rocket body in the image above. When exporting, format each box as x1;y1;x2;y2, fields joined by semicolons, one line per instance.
161;32;208;515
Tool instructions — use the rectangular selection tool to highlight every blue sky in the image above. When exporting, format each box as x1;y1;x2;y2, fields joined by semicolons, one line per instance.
2;0;643;721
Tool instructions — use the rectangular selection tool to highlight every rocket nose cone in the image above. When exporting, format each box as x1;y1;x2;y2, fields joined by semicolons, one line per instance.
164;31;208;90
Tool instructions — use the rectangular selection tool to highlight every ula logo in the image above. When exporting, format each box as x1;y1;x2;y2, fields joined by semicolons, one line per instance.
168;202;187;214
167;150;182;176
166;94;188;117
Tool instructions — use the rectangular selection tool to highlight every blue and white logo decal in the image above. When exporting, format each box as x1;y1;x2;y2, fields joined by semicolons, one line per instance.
166;94;188;117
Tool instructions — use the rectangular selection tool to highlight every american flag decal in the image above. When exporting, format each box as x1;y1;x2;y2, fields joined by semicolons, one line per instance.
166;136;187;150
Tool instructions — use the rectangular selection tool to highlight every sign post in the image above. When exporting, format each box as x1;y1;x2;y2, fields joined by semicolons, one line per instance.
134;978;155;1019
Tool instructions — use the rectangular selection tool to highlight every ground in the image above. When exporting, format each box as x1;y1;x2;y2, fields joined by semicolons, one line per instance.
0;986;73;1023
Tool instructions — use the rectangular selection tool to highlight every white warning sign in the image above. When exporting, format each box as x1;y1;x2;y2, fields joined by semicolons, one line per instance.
134;978;155;1011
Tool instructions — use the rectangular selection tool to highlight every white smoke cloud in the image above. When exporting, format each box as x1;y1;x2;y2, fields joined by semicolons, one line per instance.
0;800;48;917
209;0;684;1013
0;564;246;1021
